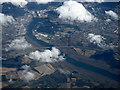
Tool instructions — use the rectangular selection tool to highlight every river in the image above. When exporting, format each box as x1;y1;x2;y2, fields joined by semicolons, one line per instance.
26;18;119;82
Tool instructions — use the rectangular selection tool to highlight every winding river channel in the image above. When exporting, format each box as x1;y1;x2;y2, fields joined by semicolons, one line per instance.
26;18;119;82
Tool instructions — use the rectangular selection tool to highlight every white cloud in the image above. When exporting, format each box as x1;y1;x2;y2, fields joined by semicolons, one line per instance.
106;19;111;22
0;13;15;25
8;79;13;83
21;65;30;71
27;0;54;4
8;37;32;50
28;47;65;62
22;71;35;82
58;68;66;74
0;0;54;7
0;0;28;7
105;10;118;20
87;33;117;49
21;65;35;82
87;33;106;48
0;0;119;7
56;0;97;22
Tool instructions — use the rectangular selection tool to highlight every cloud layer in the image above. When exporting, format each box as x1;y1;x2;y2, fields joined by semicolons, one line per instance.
0;0;28;7
56;0;97;22
28;47;65;62
27;0;54;4
21;65;30;71
0;0;119;8
105;10;118;20
87;33;117;49
0;0;54;7
8;37;32;50
21;65;35;82
0;13;15;25
22;71;35;81
87;33;106;48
